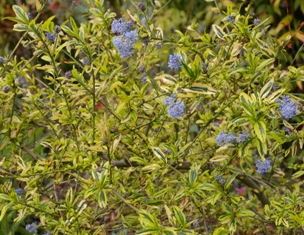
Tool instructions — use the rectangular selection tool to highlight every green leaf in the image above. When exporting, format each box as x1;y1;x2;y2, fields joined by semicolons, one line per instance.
138;211;160;229
163;228;177;235
212;24;226;38
0;204;11;221
256;58;275;72
151;147;166;163
218;213;231;223
224;173;238;190
173;206;186;228
198;183;218;191
12;5;29;24
213;227;230;235
236;209;255;217
189;166;198;185
254;120;267;143
292;171;304;179
0;194;10;201
61;25;75;37
98;190;107;208
266;88;285;103
210;154;230;162
256;138;267;157
184;83;217;95
76;200;87;215
260;79;274;99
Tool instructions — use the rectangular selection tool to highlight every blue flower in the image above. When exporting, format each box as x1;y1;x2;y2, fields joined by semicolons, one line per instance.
163;94;184;118
113;35;136;58
254;18;261;26
65;71;72;78
168;53;182;70
278;95;298;119
124;30;139;44
141;73;147;83
226;15;234;23
237;130;249;143
42;231;52;235
202;62;207;72
162;94;176;106
215;174;226;185
167;100;184;118
0;56;7;65
215;131;227;146
111;18;133;35
45;32;56;42
14;188;24;196
82;57;90;65
254;155;272;174
226;132;236;144
193;220;199;227
111;18;138;58
283;127;293;135
215;131;236;146
240;48;245;57
138;65;146;73
26;222;38;233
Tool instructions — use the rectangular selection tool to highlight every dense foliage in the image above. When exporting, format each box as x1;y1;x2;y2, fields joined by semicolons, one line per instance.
0;0;304;234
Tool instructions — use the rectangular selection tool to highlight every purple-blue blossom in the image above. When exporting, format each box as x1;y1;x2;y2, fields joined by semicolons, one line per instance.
42;231;52;235
141;73;147;83
0;56;6;64
254;18;261;26
254;155;272;174
278;95;298;119
45;32;56;42
162;94;176;106
163;94;184;118
237;130;250;143
226;15;234;23
168;53;182;70
168;100;184;118
82;57;90;65
111;18;133;35
26;222;38;233
15;188;24;196
215;131;236;146
215;174;226;185
202;62;207;72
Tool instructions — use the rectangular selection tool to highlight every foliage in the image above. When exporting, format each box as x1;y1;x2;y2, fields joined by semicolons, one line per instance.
0;0;304;234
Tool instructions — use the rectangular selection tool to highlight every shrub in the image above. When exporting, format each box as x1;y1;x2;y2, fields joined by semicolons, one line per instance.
0;0;304;234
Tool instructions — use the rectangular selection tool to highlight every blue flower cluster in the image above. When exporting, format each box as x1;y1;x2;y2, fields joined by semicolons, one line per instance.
15;188;24;196
237;130;250;143
163;94;185;118
278;95;298;120
226;15;234;23
216;130;249;146
82;57;90;65
254;18;261;26
254;155;272;174
0;56;6;64
45;32;56;42
111;18;138;58
202;62;207;72
26;222;38;233
141;73;147;83
168;53;182;70
215;174;226;185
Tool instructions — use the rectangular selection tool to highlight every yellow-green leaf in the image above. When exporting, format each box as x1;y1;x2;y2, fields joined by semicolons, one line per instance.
254;120;267;143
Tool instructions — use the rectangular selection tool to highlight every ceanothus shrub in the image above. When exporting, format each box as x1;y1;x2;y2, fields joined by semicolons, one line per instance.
0;0;304;234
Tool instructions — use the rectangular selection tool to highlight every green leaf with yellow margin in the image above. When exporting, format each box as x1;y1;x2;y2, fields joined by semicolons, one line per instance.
254;120;267;143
